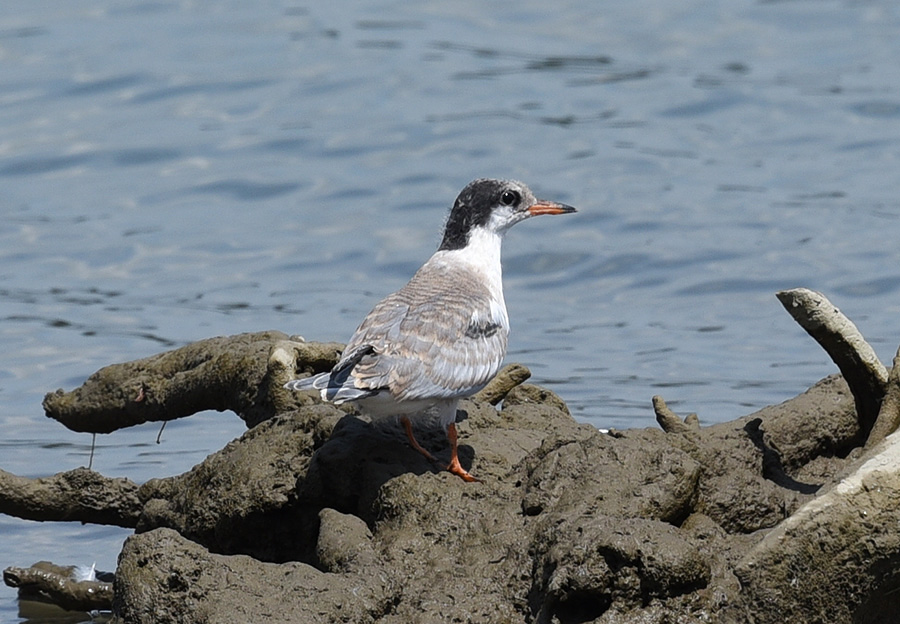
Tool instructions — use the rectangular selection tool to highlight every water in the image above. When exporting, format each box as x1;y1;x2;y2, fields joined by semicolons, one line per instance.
2;0;900;620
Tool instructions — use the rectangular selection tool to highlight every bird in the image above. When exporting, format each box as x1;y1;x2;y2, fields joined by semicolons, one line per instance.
284;178;576;481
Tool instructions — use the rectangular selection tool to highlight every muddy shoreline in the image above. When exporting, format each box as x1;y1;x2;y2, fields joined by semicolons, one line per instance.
3;289;900;623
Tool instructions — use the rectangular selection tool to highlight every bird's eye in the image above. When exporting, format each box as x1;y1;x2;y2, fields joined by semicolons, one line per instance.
500;190;520;206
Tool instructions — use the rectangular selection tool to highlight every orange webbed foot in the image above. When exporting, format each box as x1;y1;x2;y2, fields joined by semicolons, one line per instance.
446;455;481;482
400;418;481;482
445;423;480;482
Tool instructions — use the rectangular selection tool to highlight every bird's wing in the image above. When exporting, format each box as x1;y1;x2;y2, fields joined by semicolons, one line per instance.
340;262;508;401
285;345;380;403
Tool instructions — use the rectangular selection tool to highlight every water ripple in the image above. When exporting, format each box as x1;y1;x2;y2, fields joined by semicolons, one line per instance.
0;154;94;177
676;279;791;296
850;101;900;118
834;276;900;297
187;180;302;201
126;79;275;105
65;73;148;96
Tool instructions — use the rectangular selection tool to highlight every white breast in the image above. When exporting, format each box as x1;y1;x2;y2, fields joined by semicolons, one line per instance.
439;226;508;330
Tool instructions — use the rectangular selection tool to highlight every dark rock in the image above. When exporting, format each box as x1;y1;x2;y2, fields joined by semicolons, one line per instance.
1;326;888;623
529;515;711;622
114;528;397;624
103;366;896;623
316;508;377;573
136;408;335;563
100;365;899;623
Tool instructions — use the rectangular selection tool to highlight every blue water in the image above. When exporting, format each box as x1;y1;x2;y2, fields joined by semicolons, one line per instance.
3;1;900;621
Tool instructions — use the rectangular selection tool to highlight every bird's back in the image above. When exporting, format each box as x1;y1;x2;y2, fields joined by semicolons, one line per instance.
334;252;509;404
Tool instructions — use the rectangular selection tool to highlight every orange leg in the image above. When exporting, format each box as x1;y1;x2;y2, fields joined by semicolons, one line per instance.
401;417;479;482
445;423;480;483
401;415;437;463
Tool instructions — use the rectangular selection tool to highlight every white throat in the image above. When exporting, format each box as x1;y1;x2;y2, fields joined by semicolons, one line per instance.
437;225;508;330
445;226;503;286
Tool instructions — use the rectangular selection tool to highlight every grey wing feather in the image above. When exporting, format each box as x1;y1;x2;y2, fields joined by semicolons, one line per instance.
284;374;328;391
321;344;380;402
343;264;508;401
283;345;380;403
286;259;508;404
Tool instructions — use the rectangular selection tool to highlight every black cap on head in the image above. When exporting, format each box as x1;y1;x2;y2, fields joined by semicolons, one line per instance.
439;179;518;251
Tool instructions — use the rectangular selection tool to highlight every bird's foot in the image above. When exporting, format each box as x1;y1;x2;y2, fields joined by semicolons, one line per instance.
401;418;481;481
446;456;481;482
445;423;480;482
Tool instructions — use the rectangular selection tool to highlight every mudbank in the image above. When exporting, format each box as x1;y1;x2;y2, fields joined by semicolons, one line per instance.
3;289;900;623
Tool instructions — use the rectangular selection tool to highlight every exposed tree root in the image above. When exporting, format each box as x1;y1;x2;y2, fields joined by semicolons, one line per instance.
42;331;343;432
776;288;888;432
3;561;113;612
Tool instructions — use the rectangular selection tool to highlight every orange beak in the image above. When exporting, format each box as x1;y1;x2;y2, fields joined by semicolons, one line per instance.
528;199;577;216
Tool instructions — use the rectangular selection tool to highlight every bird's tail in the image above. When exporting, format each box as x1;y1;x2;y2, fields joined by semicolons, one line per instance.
284;373;330;392
284;371;377;405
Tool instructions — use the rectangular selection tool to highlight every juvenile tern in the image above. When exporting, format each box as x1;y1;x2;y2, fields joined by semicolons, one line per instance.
285;178;576;481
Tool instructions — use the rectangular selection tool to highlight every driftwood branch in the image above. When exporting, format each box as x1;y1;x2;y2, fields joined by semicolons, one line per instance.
776;288;887;432
0;467;141;527
866;345;900;448
734;424;900;622
3;561;113;612
652;395;700;435
473;363;531;405
42;331;343;433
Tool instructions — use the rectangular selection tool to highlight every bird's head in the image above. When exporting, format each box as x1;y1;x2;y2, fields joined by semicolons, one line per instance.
438;178;576;251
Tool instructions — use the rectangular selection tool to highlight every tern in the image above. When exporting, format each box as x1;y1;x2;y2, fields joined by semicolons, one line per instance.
285;178;576;481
